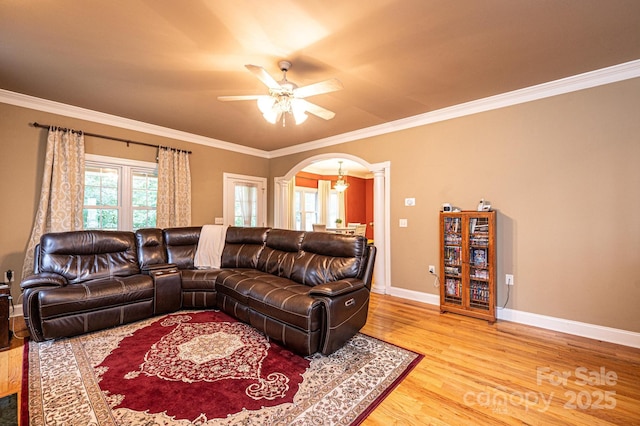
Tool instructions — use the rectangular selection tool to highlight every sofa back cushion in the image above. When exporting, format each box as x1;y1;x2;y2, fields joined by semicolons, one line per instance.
135;228;167;268
163;227;202;269
221;227;269;269
292;232;368;286
256;229;305;279
38;230;140;284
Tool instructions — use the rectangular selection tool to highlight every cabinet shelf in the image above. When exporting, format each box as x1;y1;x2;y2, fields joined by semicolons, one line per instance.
440;211;496;323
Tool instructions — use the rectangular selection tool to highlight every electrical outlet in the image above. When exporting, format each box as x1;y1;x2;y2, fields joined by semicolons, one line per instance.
428;265;436;274
506;274;514;286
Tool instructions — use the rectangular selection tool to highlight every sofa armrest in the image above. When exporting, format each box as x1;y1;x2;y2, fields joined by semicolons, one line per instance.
20;272;67;290
309;278;366;297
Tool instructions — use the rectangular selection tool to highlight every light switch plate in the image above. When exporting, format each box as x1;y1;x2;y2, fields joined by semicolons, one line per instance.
399;219;408;227
214;217;224;225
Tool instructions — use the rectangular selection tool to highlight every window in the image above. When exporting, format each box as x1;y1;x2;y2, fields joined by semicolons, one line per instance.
294;187;342;230
83;154;157;231
293;187;318;231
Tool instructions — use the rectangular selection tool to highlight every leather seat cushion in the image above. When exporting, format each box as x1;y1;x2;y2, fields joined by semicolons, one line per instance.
216;269;322;332
179;269;222;290
38;275;154;318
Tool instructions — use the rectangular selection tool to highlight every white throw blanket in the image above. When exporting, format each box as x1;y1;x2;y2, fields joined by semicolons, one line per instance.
194;224;228;269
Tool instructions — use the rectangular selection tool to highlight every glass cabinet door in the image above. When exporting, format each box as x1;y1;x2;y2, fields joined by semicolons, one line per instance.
468;216;491;311
443;216;462;305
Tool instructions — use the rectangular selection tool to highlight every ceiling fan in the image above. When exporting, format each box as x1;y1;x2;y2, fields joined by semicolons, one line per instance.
218;61;343;126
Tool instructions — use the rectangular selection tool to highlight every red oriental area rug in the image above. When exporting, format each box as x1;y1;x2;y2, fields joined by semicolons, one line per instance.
24;311;422;425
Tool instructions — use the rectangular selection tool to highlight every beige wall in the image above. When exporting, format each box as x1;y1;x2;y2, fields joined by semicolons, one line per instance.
2;77;639;333
270;78;640;333
0;102;269;300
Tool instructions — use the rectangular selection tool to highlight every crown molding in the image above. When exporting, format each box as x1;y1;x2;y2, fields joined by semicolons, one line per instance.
0;89;270;159
269;59;640;158
2;59;639;159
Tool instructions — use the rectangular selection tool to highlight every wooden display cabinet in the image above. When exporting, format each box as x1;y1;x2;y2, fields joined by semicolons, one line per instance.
439;211;496;323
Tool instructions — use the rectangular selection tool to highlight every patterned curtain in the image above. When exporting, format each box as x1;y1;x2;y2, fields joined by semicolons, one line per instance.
156;148;191;228
22;127;85;279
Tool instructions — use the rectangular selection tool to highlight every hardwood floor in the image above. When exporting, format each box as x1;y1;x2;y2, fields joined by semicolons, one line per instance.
2;294;639;425
0;330;24;425
361;294;640;425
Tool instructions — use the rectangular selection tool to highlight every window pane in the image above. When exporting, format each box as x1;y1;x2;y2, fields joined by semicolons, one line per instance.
101;209;119;229
102;172;118;187
233;184;258;227
133;209;156;229
102;188;118;206
84;186;100;206
84;172;101;187
132;189;147;207
83;208;118;230
304;192;317;211
305;213;316;231
132;175;147;189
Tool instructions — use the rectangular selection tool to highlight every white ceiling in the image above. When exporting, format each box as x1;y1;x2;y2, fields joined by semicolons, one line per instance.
1;1;640;152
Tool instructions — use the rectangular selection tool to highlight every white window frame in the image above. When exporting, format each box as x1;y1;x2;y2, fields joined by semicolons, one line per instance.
85;154;158;231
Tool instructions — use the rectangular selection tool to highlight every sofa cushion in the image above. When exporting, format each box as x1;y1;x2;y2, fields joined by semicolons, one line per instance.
291;232;368;286
179;269;222;290
37;275;154;318
221;227;269;269
256;229;304;279
215;269;322;332
163;227;201;269
38;231;140;284
136;228;167;268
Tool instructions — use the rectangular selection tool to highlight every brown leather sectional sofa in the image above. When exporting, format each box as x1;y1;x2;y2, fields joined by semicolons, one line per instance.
21;226;376;355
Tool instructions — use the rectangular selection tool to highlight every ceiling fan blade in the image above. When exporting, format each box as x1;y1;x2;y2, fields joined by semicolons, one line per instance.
294;78;343;99
298;99;336;120
217;95;262;101
245;64;281;90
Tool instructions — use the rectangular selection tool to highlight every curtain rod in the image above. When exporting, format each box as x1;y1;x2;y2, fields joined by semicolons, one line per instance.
30;122;192;154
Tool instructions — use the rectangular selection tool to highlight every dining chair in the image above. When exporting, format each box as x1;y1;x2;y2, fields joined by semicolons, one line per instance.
354;224;367;236
312;223;327;232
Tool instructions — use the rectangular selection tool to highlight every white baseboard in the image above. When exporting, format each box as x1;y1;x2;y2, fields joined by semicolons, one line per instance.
383;286;640;349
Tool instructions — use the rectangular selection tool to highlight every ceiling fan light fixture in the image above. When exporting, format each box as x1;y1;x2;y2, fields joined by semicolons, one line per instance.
291;99;308;125
263;109;279;124
257;96;275;114
219;61;343;127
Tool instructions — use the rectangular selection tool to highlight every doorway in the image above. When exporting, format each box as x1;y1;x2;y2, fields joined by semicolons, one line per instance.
273;154;390;294
223;173;267;227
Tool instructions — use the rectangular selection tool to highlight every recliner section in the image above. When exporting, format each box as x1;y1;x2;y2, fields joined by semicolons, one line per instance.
22;226;376;356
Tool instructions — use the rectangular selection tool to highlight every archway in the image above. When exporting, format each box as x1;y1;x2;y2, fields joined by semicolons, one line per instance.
274;153;390;294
